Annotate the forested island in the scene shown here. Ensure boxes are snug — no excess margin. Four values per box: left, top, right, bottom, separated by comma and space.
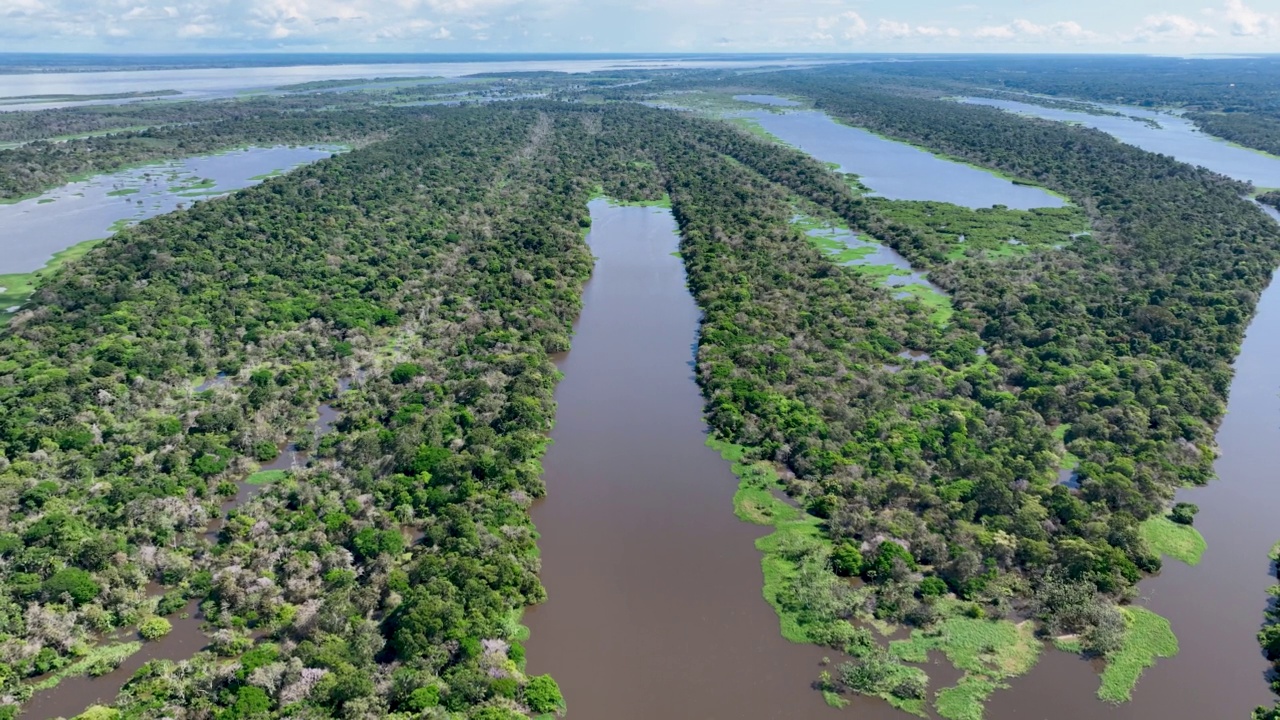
2, 56, 1280, 720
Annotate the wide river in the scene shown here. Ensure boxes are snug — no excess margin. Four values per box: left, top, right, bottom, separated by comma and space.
523, 199, 955, 718
735, 99, 1066, 210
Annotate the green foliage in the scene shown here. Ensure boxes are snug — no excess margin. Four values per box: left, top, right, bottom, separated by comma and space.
1097, 607, 1178, 703
832, 543, 864, 577
1169, 502, 1199, 525
138, 616, 173, 640
390, 363, 424, 384
524, 674, 566, 715
43, 567, 101, 605
865, 542, 918, 582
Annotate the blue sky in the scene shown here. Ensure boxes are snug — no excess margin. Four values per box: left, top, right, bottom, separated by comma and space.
1, 0, 1277, 53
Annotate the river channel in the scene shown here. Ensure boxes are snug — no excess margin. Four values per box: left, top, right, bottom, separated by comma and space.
523, 199, 950, 719
733, 98, 1066, 210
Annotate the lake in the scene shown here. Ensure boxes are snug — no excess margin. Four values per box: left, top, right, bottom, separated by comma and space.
733, 96, 1067, 210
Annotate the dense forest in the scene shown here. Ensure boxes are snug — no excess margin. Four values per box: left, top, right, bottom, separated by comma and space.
5, 61, 1280, 718
774, 56, 1280, 158
614, 68, 1280, 708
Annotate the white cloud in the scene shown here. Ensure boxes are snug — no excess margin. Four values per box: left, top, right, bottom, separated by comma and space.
1221, 0, 1278, 36
1127, 13, 1218, 42
813, 10, 866, 41
975, 18, 1095, 42
877, 19, 912, 39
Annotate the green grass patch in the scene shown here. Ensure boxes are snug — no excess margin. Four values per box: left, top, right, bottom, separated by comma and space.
246, 469, 288, 485
1053, 635, 1083, 653
605, 193, 672, 209
1139, 515, 1206, 566
37, 198, 55, 204
888, 603, 1040, 720
728, 117, 789, 145
106, 187, 140, 196
1098, 607, 1177, 703
823, 690, 849, 708
708, 436, 825, 644
27, 641, 142, 692
935, 676, 1002, 720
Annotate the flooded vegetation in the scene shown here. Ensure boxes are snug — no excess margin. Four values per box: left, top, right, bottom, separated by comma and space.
0, 145, 337, 320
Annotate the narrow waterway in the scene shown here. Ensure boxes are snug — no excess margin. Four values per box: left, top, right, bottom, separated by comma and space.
524, 199, 930, 719
22, 378, 356, 720
732, 97, 1065, 210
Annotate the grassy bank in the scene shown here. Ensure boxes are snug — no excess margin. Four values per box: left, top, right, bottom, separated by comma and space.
1098, 607, 1178, 702
1139, 516, 1206, 566
27, 641, 142, 693
0, 238, 104, 323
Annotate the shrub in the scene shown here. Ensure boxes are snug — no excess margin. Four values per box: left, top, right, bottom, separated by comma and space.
139, 617, 173, 640
390, 363, 425, 384
832, 543, 864, 577
1170, 502, 1199, 525
918, 577, 948, 597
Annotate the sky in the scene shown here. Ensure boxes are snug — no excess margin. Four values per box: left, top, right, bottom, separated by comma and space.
1, 0, 1278, 54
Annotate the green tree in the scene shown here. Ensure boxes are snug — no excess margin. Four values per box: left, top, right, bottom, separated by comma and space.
44, 568, 101, 605
524, 674, 566, 715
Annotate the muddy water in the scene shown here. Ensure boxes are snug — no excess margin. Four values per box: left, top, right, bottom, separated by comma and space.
524, 199, 924, 719
22, 600, 207, 719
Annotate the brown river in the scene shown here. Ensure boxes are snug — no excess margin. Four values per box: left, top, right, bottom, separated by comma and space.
526, 196, 1280, 719
524, 199, 951, 719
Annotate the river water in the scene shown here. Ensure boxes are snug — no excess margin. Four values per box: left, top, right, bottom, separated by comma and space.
733, 97, 1066, 210
959, 97, 1280, 189
524, 199, 946, 719
0, 58, 835, 110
